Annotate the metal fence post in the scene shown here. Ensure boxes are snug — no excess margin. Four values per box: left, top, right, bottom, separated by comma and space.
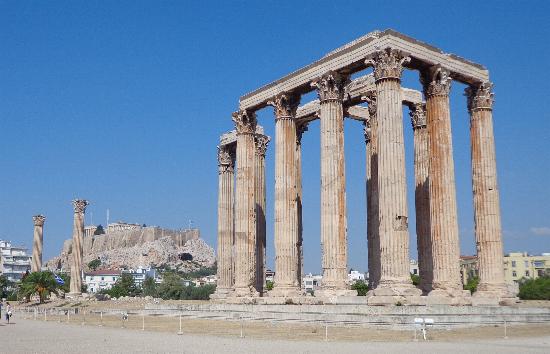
177, 314, 183, 335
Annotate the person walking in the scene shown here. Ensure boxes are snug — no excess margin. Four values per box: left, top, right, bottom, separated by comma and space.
5, 302, 12, 324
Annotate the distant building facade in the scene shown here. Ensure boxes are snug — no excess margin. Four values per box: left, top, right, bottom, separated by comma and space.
409, 259, 419, 275
348, 270, 365, 283
503, 252, 550, 284
84, 269, 121, 293
302, 273, 322, 292
121, 267, 158, 287
84, 225, 98, 237
0, 240, 32, 282
460, 256, 479, 286
107, 222, 142, 233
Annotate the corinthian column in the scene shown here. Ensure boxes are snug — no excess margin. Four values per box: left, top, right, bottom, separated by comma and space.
213, 145, 235, 298
312, 72, 352, 295
296, 121, 308, 290
421, 66, 463, 297
254, 134, 269, 295
366, 49, 418, 299
70, 199, 88, 295
31, 215, 46, 272
410, 103, 432, 294
231, 110, 259, 297
363, 92, 380, 289
268, 93, 302, 296
465, 82, 509, 300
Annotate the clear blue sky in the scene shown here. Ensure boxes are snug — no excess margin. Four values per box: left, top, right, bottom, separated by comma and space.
1, 1, 549, 274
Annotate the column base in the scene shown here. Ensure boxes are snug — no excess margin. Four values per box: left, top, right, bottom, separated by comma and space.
426, 288, 472, 305
367, 283, 423, 306
210, 288, 233, 301
230, 286, 260, 298
473, 283, 519, 306
268, 286, 303, 298
315, 288, 357, 298
67, 292, 82, 298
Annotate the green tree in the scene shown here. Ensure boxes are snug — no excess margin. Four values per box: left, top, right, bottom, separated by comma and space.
104, 273, 140, 298
518, 276, 550, 300
351, 280, 369, 296
266, 280, 274, 291
94, 225, 105, 235
18, 271, 60, 303
88, 259, 101, 271
157, 273, 185, 300
58, 273, 70, 294
410, 273, 421, 286
464, 276, 480, 294
142, 276, 157, 297
0, 275, 12, 298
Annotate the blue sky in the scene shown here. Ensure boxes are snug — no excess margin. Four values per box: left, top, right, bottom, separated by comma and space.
1, 1, 549, 273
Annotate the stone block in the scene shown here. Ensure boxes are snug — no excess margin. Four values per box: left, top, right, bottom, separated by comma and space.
368, 295, 404, 306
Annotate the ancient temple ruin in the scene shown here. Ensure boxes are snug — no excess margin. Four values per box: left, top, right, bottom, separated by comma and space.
215, 30, 512, 305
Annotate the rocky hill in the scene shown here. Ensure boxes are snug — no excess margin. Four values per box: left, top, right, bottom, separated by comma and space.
46, 227, 215, 273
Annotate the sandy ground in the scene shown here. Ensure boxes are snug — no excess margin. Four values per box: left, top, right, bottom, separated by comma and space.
0, 317, 549, 354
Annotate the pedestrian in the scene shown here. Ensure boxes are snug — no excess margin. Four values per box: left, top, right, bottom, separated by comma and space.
5, 302, 12, 324
0, 301, 3, 319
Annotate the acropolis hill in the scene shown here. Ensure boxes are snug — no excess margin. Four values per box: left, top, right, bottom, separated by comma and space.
46, 224, 215, 272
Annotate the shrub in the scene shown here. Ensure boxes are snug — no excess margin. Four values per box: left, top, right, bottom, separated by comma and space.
351, 280, 369, 296
266, 280, 274, 291
518, 276, 550, 300
464, 276, 480, 294
410, 274, 421, 286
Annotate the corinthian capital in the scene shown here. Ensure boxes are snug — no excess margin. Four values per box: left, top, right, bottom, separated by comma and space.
254, 135, 270, 157
311, 71, 350, 102
232, 110, 257, 135
217, 146, 235, 174
409, 103, 427, 130
296, 121, 309, 145
365, 48, 410, 82
72, 199, 89, 214
465, 81, 494, 112
363, 120, 372, 144
361, 90, 378, 117
267, 92, 300, 119
421, 66, 452, 97
33, 214, 46, 226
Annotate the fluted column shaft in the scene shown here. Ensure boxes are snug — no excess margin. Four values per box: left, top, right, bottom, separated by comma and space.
313, 72, 348, 291
422, 67, 462, 293
215, 146, 235, 293
296, 123, 308, 289
31, 215, 46, 272
232, 110, 258, 296
255, 135, 269, 294
410, 104, 432, 293
70, 199, 88, 294
364, 93, 380, 288
269, 93, 301, 295
367, 49, 413, 288
466, 82, 507, 295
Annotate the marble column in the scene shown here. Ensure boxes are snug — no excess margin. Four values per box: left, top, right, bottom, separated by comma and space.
268, 93, 302, 296
231, 110, 259, 297
421, 66, 463, 296
213, 145, 235, 298
312, 72, 351, 295
296, 121, 308, 290
410, 103, 433, 294
465, 82, 509, 298
366, 49, 417, 296
254, 134, 269, 295
363, 91, 381, 289
31, 215, 46, 272
70, 199, 88, 295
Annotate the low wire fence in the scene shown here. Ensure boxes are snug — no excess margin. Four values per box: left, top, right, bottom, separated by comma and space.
14, 306, 550, 342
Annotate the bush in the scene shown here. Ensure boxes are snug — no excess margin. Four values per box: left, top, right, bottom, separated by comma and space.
351, 280, 369, 296
518, 277, 550, 300
103, 273, 141, 298
142, 276, 157, 297
464, 276, 479, 294
266, 280, 274, 291
410, 274, 421, 286
88, 259, 101, 271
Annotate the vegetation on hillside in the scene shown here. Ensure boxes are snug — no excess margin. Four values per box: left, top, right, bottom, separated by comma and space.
518, 276, 550, 300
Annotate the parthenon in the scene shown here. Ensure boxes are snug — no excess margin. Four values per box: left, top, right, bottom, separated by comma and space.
215, 29, 512, 305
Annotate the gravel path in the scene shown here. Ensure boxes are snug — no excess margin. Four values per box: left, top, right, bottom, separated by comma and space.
1, 318, 549, 353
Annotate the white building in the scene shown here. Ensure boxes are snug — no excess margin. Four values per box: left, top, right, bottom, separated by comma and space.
348, 270, 366, 283
122, 267, 158, 287
84, 269, 121, 293
410, 259, 419, 275
107, 221, 142, 233
0, 240, 32, 282
302, 273, 322, 292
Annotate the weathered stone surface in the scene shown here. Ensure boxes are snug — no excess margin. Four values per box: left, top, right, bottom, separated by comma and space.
70, 199, 88, 295
31, 215, 46, 272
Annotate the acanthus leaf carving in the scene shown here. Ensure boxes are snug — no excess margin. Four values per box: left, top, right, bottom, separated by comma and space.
232, 110, 257, 135
217, 145, 235, 174
33, 214, 46, 226
361, 90, 378, 118
254, 134, 270, 157
409, 102, 427, 130
465, 81, 494, 112
311, 71, 350, 102
296, 121, 309, 145
365, 47, 410, 82
421, 66, 452, 97
72, 199, 89, 214
267, 92, 300, 119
